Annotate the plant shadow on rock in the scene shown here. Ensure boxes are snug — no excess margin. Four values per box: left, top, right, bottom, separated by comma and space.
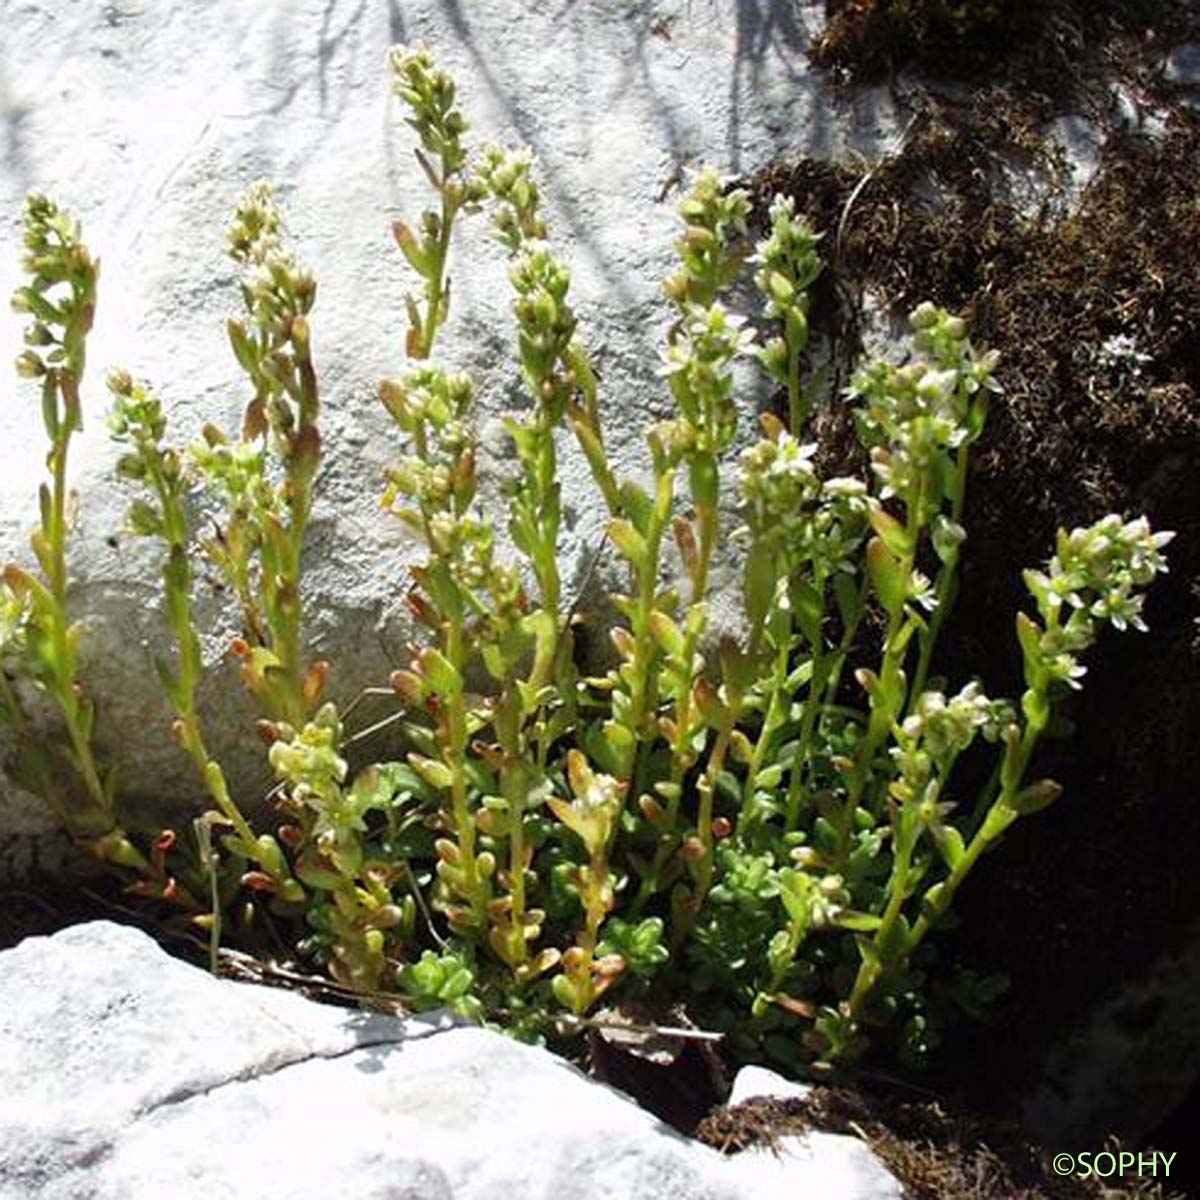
747, 5, 1200, 1159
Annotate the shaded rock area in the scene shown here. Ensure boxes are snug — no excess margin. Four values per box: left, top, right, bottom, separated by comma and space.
0, 921, 901, 1200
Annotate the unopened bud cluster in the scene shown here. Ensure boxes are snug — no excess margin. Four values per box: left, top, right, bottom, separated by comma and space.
508, 242, 577, 414
12, 196, 96, 381
477, 144, 546, 252
267, 705, 348, 802
663, 166, 750, 307
900, 682, 1013, 761
752, 194, 822, 411
389, 46, 469, 173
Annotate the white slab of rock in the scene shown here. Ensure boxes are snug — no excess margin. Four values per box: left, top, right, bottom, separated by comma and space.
0, 920, 901, 1200
727, 1062, 813, 1106
721, 1131, 902, 1200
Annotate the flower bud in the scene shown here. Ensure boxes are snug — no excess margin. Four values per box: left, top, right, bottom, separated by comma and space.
256, 719, 281, 746
910, 301, 938, 330
15, 350, 45, 378
115, 453, 146, 481
277, 824, 304, 849
107, 367, 134, 396
24, 323, 55, 347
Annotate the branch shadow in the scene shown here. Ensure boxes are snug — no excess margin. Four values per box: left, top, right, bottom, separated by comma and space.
0, 60, 33, 198
386, 0, 406, 44
317, 0, 368, 116
428, 0, 641, 310
726, 0, 809, 171
247, 0, 369, 121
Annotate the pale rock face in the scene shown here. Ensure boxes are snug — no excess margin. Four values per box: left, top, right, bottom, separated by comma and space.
0, 0, 903, 875
727, 1062, 812, 1107
1163, 42, 1200, 88
0, 921, 901, 1200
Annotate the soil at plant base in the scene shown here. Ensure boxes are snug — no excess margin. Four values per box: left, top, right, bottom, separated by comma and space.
695, 1086, 1184, 1200
0, 871, 209, 955
738, 0, 1200, 1188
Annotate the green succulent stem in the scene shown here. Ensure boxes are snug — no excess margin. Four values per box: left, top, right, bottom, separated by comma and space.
845, 816, 917, 1021
420, 190, 455, 360
839, 617, 909, 861
741, 633, 791, 825
46, 419, 107, 819
627, 472, 675, 774
914, 710, 1043, 942
837, 479, 929, 863
493, 691, 532, 967
506, 796, 530, 962
786, 317, 804, 434
449, 631, 487, 930
784, 571, 829, 830
7, 199, 128, 855
618, 479, 683, 916
909, 443, 969, 705
821, 575, 870, 709
566, 359, 621, 516
108, 373, 288, 896
670, 711, 734, 953
277, 390, 318, 726
668, 500, 717, 776
847, 695, 1046, 1026
786, 653, 828, 833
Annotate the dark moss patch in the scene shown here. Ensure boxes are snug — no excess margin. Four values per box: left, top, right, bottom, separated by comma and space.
812, 0, 1200, 90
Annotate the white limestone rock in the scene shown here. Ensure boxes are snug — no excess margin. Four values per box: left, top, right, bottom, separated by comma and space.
723, 1064, 901, 1200
0, 920, 902, 1200
727, 1062, 812, 1107
722, 1132, 903, 1200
